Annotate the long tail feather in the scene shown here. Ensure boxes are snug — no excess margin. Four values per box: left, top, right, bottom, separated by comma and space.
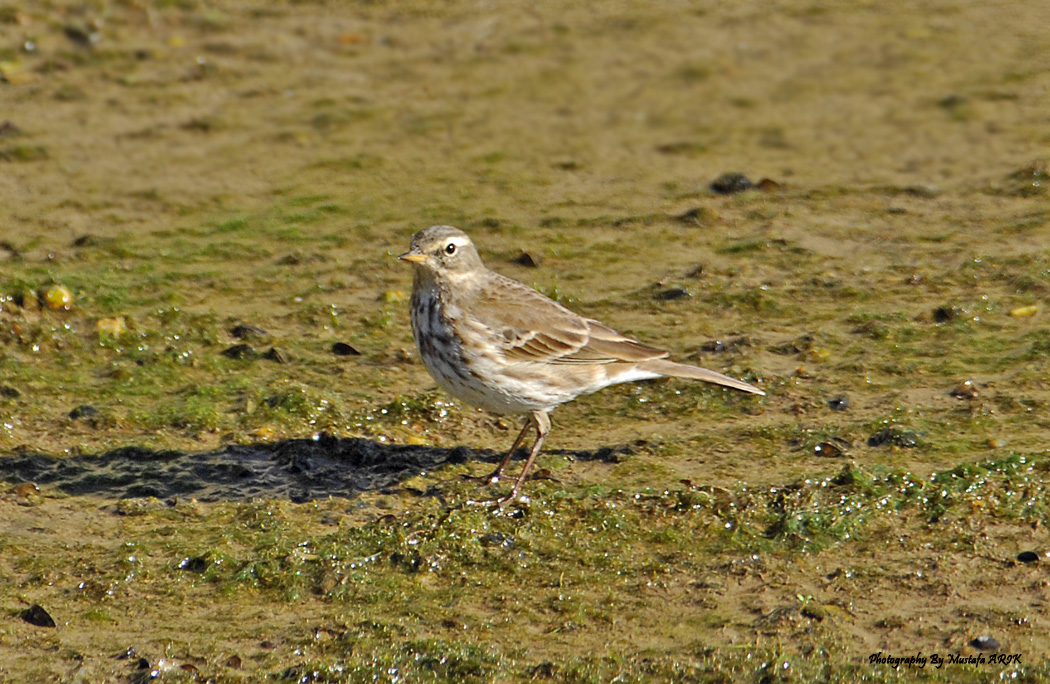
639, 359, 764, 395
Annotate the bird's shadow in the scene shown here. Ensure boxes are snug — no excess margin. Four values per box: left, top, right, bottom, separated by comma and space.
0, 434, 630, 503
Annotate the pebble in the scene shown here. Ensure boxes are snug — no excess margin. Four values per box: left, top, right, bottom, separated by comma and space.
230, 323, 267, 340
41, 284, 74, 311
332, 342, 361, 356
1016, 551, 1039, 563
513, 251, 540, 268
97, 317, 127, 337
69, 405, 98, 420
814, 441, 846, 458
1009, 304, 1039, 318
970, 635, 1000, 652
933, 305, 962, 323
710, 172, 754, 195
262, 347, 289, 364
221, 343, 257, 360
654, 285, 692, 301
177, 556, 209, 573
22, 604, 56, 627
950, 380, 978, 399
827, 395, 849, 411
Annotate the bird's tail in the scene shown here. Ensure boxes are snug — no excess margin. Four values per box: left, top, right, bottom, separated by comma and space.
639, 359, 764, 395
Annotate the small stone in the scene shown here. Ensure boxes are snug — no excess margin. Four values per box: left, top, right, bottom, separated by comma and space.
69, 405, 98, 420
756, 178, 783, 192
970, 635, 1000, 652
950, 380, 978, 399
655, 285, 691, 301
1009, 304, 1039, 318
0, 385, 20, 398
22, 604, 56, 628
97, 316, 127, 337
177, 556, 209, 573
332, 342, 360, 356
221, 343, 257, 360
933, 305, 961, 323
230, 323, 267, 340
41, 284, 74, 311
1017, 551, 1039, 563
10, 482, 39, 498
262, 347, 289, 364
710, 172, 754, 195
513, 251, 540, 268
827, 395, 849, 411
814, 441, 846, 458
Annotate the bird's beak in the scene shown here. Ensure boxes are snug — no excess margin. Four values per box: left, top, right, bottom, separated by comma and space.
398, 248, 425, 263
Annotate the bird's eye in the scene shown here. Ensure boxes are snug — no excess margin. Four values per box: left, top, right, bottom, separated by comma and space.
444, 243, 457, 255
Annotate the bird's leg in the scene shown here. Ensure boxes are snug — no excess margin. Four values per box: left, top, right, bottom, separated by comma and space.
498, 410, 551, 505
480, 416, 532, 485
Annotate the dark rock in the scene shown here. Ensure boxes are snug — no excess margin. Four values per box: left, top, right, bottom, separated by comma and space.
1017, 551, 1039, 563
933, 305, 962, 323
178, 556, 209, 573
69, 405, 98, 420
970, 635, 1000, 652
0, 385, 20, 399
827, 395, 849, 411
814, 441, 847, 458
263, 347, 289, 364
230, 323, 267, 340
950, 380, 978, 399
332, 342, 361, 356
221, 343, 257, 360
654, 285, 691, 301
710, 172, 754, 195
513, 251, 540, 268
22, 604, 56, 627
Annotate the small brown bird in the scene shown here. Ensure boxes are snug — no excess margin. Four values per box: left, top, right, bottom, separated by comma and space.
399, 225, 763, 502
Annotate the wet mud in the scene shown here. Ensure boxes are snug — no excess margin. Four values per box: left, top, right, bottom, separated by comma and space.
0, 437, 629, 501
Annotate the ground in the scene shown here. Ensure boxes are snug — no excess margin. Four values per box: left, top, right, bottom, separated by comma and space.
1, 0, 1050, 682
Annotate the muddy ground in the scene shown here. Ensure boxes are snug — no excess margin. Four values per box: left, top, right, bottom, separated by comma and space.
2, 0, 1050, 681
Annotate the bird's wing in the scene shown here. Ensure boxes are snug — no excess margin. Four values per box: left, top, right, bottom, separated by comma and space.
470, 273, 668, 365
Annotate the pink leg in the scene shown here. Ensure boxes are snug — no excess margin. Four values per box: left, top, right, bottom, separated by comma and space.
481, 417, 533, 485
498, 410, 551, 504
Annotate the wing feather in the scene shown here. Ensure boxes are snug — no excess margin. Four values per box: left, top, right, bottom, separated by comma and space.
468, 274, 669, 365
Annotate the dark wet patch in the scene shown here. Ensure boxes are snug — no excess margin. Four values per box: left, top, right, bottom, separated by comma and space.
0, 437, 474, 502
0, 437, 633, 502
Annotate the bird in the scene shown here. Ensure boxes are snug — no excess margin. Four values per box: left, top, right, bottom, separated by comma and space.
398, 225, 763, 502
